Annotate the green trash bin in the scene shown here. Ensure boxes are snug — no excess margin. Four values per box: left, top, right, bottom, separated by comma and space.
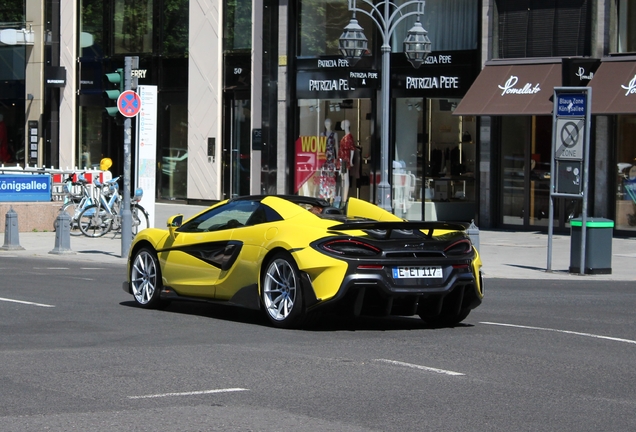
569, 218, 614, 274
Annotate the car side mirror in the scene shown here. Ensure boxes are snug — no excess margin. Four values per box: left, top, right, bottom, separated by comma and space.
167, 214, 183, 239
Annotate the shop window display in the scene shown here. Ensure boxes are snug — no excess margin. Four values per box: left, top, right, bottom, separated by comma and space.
295, 99, 373, 207
615, 115, 636, 231
393, 98, 476, 221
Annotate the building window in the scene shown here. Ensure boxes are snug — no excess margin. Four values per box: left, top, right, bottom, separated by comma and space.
614, 0, 636, 53
494, 0, 592, 58
161, 0, 189, 57
297, 0, 476, 58
224, 0, 252, 51
395, 0, 478, 52
298, 0, 374, 57
114, 0, 153, 54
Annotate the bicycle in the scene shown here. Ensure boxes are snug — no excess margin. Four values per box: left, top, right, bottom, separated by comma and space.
77, 177, 149, 238
58, 174, 93, 236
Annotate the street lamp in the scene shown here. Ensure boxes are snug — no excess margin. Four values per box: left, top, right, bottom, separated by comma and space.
339, 0, 431, 212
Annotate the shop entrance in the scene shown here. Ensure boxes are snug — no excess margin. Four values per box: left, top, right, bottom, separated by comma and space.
222, 91, 251, 199
500, 116, 578, 229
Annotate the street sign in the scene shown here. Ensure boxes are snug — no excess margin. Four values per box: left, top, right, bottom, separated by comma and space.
549, 87, 592, 275
556, 94, 587, 117
117, 90, 142, 117
555, 118, 584, 160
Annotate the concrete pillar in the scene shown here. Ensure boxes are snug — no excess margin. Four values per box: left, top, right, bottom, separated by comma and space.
1, 207, 25, 251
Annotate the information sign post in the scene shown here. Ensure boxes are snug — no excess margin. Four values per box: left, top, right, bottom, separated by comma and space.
548, 88, 592, 275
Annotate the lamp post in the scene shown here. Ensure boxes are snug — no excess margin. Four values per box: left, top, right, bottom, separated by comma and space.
339, 0, 431, 211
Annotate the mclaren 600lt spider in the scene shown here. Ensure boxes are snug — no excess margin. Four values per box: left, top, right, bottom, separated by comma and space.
123, 195, 483, 328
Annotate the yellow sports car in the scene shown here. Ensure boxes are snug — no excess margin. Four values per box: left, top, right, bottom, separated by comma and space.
123, 195, 483, 328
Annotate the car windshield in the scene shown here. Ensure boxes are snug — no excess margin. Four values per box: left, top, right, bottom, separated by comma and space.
178, 200, 260, 232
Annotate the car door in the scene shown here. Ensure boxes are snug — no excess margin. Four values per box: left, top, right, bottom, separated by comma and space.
158, 199, 261, 298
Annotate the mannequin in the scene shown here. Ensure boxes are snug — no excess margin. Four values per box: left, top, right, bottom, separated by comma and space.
338, 119, 355, 202
0, 114, 9, 164
323, 118, 337, 171
318, 118, 338, 200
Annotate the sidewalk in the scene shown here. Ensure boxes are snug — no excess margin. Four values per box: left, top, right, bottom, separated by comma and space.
1, 202, 635, 281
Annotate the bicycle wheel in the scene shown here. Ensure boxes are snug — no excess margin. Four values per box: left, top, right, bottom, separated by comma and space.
131, 204, 150, 235
60, 201, 83, 236
78, 204, 113, 237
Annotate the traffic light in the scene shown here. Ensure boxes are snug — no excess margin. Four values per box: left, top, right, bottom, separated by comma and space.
103, 68, 124, 117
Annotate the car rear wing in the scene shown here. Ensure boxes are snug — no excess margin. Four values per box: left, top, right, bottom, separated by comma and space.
327, 221, 467, 239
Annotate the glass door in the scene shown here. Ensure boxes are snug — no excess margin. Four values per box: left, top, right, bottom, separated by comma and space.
500, 116, 560, 228
222, 92, 251, 199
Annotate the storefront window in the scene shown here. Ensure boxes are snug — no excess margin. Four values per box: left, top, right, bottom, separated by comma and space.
160, 103, 188, 200
295, 99, 373, 207
394, 98, 476, 221
78, 106, 103, 169
114, 0, 153, 54
615, 115, 636, 231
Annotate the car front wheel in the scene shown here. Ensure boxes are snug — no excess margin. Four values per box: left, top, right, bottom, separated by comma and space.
130, 247, 162, 308
261, 252, 304, 329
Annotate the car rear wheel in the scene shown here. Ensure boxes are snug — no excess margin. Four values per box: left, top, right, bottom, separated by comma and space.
261, 252, 304, 329
131, 247, 162, 308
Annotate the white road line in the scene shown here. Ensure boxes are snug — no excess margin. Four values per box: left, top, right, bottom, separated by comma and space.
128, 388, 249, 399
34, 267, 70, 270
0, 297, 55, 308
375, 359, 465, 376
481, 322, 636, 345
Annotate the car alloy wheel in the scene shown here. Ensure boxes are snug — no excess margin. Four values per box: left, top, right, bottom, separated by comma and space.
131, 248, 162, 308
262, 253, 304, 328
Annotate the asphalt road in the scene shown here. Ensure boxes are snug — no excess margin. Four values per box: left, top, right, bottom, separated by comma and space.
0, 256, 634, 431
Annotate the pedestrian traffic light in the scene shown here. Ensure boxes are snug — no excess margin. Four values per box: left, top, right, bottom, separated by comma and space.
103, 68, 124, 117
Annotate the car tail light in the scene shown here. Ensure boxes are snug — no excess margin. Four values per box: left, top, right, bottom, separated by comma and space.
320, 239, 381, 257
444, 239, 472, 256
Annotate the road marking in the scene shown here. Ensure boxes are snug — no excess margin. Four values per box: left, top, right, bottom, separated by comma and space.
128, 388, 249, 399
0, 297, 55, 308
375, 359, 465, 376
481, 322, 636, 345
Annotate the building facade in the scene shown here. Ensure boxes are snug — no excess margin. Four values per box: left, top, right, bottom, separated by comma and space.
2, 0, 635, 234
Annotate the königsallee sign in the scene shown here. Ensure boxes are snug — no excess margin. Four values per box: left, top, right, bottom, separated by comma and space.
0, 174, 52, 201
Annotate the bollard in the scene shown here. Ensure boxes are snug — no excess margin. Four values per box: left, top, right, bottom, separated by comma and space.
467, 219, 479, 254
1, 207, 25, 251
49, 211, 75, 255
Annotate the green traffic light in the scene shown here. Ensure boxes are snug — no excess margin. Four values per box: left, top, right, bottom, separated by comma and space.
104, 68, 124, 92
104, 68, 124, 116
104, 89, 121, 100
105, 106, 120, 117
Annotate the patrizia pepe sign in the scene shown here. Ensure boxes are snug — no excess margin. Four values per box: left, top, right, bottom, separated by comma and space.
498, 75, 541, 96
620, 75, 636, 96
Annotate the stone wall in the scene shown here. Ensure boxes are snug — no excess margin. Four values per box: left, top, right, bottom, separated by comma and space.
0, 202, 62, 232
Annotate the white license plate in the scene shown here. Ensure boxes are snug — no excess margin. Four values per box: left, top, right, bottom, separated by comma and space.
392, 266, 443, 279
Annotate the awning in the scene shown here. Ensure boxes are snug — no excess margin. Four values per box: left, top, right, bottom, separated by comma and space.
588, 60, 636, 114
453, 63, 562, 116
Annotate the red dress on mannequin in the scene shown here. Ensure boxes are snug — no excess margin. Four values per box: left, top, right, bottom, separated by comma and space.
338, 133, 355, 169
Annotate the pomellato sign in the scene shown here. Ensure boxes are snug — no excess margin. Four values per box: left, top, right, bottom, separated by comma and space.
498, 75, 541, 96
620, 75, 636, 96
